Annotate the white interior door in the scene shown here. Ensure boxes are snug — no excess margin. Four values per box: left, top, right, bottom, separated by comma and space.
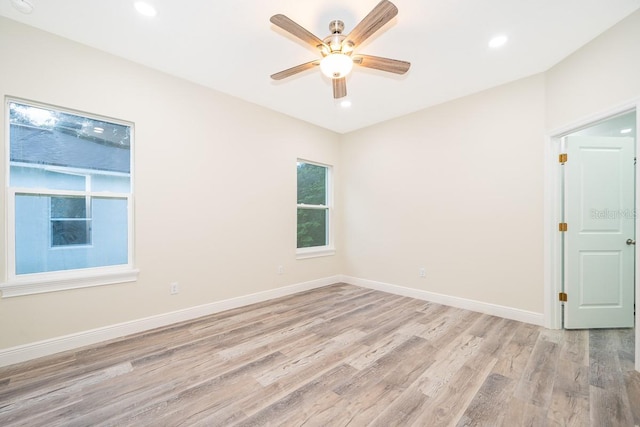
564, 136, 635, 329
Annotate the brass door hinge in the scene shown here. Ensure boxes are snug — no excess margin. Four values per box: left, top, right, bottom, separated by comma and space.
559, 153, 568, 164
559, 292, 568, 302
559, 223, 568, 232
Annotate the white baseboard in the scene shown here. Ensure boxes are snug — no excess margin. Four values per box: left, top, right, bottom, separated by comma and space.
0, 276, 338, 368
340, 275, 544, 326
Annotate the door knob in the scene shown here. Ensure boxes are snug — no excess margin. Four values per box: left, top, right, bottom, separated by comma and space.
626, 238, 635, 245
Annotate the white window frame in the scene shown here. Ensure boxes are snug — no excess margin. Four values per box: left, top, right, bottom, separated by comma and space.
1, 98, 138, 298
296, 159, 335, 259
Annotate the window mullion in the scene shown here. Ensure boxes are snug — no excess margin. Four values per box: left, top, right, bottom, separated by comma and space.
296, 204, 328, 210
11, 187, 130, 199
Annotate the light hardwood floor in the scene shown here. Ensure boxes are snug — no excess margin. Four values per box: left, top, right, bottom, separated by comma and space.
0, 283, 638, 426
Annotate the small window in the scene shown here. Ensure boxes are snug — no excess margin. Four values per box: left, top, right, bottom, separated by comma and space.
2, 99, 137, 296
297, 160, 333, 257
51, 196, 92, 247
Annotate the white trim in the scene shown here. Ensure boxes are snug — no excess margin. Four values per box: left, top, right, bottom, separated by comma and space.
0, 267, 140, 298
547, 99, 638, 137
544, 138, 562, 329
0, 275, 339, 368
341, 275, 544, 326
637, 107, 640, 373
296, 246, 336, 259
296, 204, 328, 210
11, 187, 131, 199
545, 134, 563, 329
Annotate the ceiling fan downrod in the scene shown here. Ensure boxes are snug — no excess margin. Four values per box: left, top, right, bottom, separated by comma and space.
324, 20, 348, 53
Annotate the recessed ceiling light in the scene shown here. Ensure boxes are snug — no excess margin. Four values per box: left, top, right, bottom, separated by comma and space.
10, 0, 34, 14
620, 128, 633, 134
340, 100, 352, 108
488, 35, 508, 49
134, 1, 157, 17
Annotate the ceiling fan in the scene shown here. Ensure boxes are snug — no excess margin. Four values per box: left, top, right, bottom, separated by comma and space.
270, 0, 410, 99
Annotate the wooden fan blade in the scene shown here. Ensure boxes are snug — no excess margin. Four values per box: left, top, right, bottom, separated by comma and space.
270, 14, 326, 49
353, 54, 410, 74
346, 0, 398, 47
333, 77, 347, 99
271, 61, 320, 80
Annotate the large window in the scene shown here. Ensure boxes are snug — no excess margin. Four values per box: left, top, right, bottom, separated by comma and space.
297, 160, 333, 257
2, 99, 136, 296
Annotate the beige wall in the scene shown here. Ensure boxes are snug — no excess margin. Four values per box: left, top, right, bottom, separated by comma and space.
0, 17, 342, 349
546, 10, 640, 130
341, 75, 546, 313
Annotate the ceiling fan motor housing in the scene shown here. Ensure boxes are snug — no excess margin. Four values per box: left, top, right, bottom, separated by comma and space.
323, 20, 348, 54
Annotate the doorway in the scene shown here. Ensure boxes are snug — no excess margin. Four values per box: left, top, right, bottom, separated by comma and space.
560, 111, 636, 329
547, 107, 639, 371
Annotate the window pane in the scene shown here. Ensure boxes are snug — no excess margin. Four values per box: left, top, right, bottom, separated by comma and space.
92, 174, 131, 193
16, 193, 128, 275
52, 220, 91, 246
297, 162, 326, 205
51, 196, 88, 219
11, 167, 86, 191
9, 102, 131, 192
297, 208, 327, 248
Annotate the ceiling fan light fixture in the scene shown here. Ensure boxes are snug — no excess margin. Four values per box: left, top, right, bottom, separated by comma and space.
320, 53, 353, 79
341, 41, 355, 54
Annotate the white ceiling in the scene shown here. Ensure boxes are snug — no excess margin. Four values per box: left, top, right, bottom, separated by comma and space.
1, 0, 639, 133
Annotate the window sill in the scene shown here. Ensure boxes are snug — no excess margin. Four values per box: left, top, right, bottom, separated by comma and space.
296, 247, 336, 260
0, 267, 139, 298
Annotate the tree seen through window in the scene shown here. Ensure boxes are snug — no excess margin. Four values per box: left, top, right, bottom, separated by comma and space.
297, 162, 329, 249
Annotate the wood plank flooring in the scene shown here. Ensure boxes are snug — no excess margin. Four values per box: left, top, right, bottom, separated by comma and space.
0, 283, 638, 426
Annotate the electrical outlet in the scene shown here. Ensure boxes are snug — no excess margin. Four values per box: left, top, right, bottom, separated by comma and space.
419, 268, 426, 278
277, 265, 284, 275
170, 282, 180, 295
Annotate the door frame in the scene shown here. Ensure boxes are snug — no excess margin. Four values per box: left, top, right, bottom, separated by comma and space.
544, 99, 640, 372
